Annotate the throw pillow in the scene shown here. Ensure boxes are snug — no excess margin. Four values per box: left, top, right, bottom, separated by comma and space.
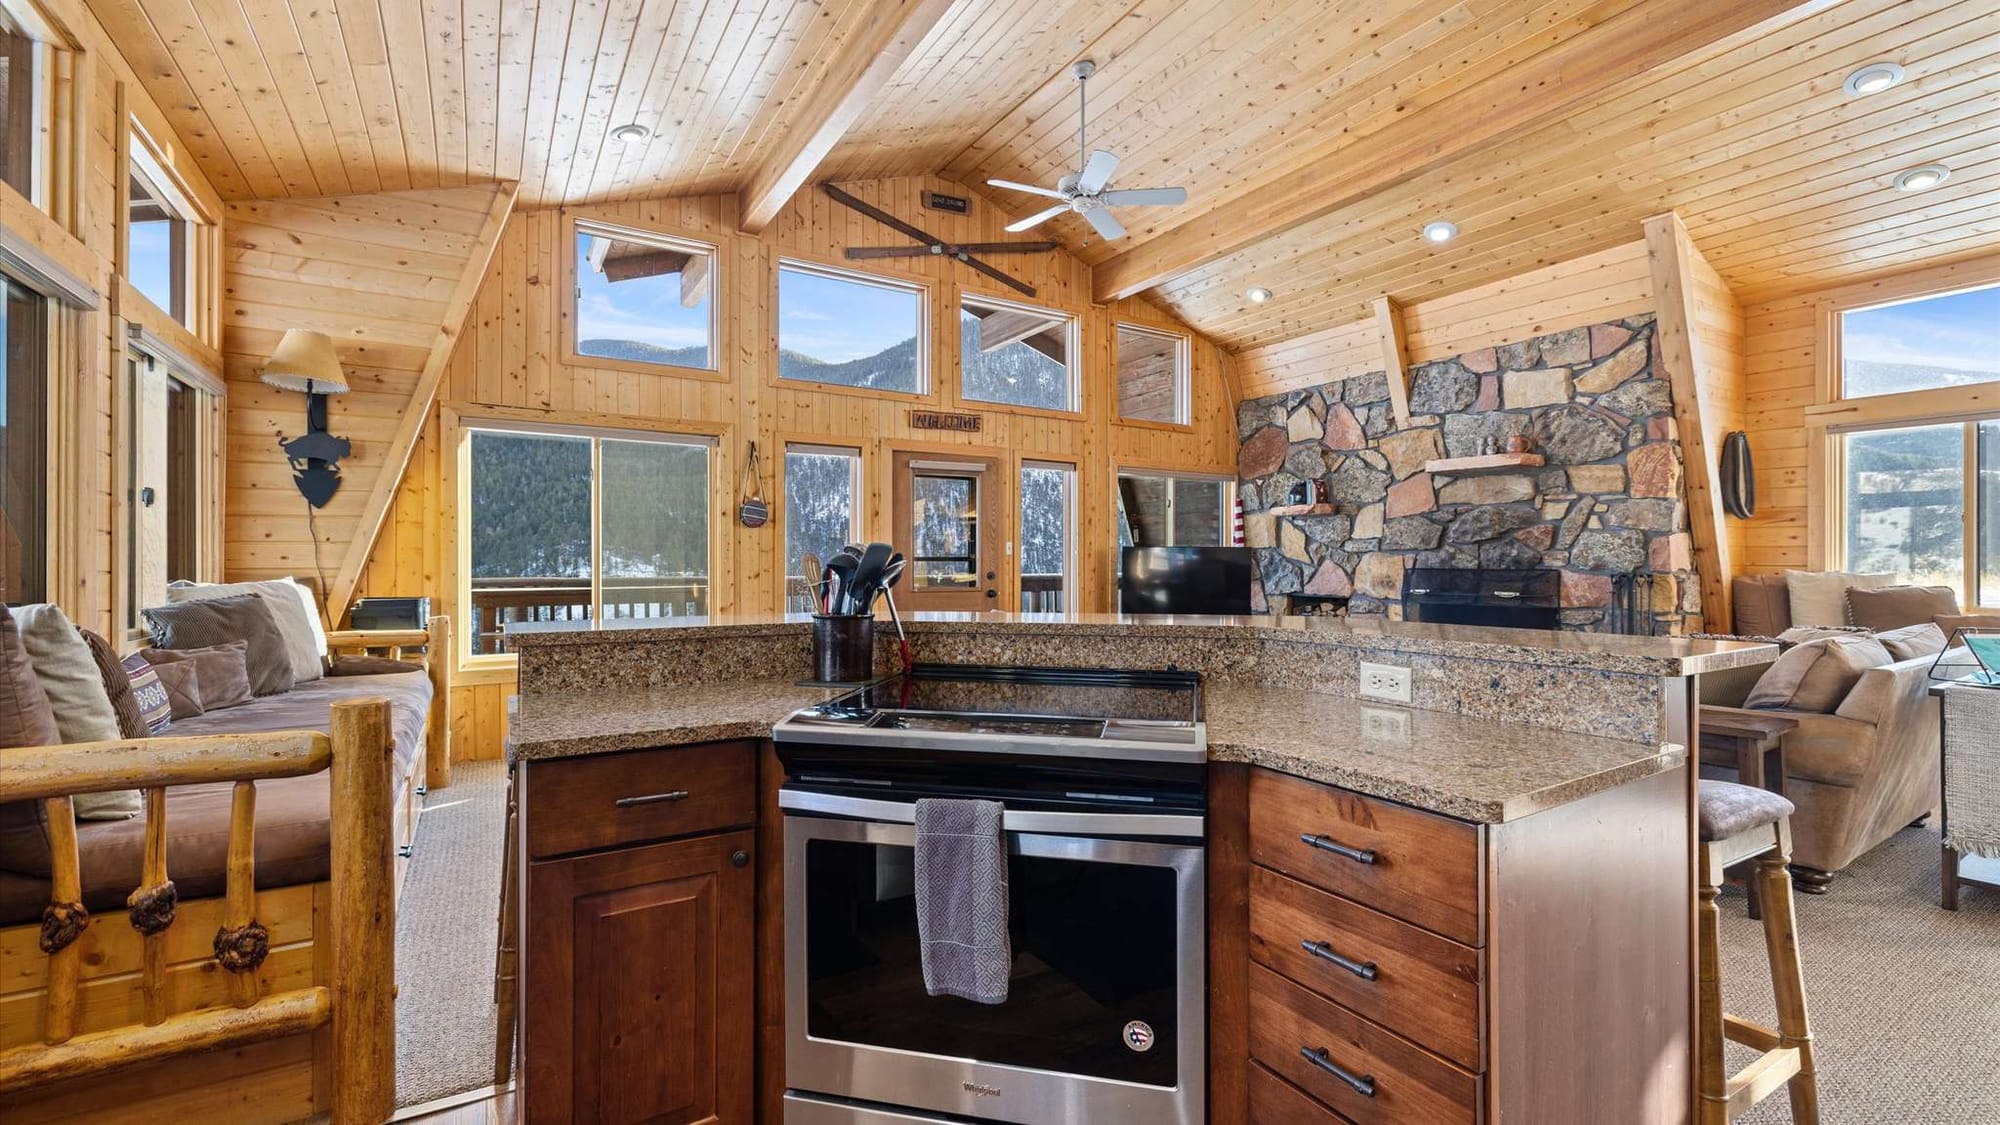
77, 628, 147, 740
122, 652, 173, 734
1875, 622, 1948, 662
150, 660, 205, 719
286, 578, 331, 667
166, 579, 324, 683
144, 594, 295, 697
1745, 634, 1895, 713
1846, 584, 1960, 633
1775, 625, 1871, 650
1785, 570, 1894, 628
11, 605, 142, 820
141, 641, 252, 710
1935, 614, 2000, 641
0, 605, 57, 749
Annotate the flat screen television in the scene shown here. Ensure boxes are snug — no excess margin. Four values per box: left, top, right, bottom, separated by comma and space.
1119, 546, 1254, 615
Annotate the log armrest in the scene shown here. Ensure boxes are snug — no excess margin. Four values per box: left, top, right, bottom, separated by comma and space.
325, 617, 454, 791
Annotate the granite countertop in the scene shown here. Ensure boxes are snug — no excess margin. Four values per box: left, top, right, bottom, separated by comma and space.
507, 679, 1685, 824
503, 611, 1775, 677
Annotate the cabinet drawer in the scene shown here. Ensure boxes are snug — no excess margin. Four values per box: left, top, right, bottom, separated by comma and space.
1250, 1061, 1353, 1125
1250, 866, 1483, 1070
524, 741, 757, 859
1248, 768, 1483, 945
1249, 964, 1479, 1125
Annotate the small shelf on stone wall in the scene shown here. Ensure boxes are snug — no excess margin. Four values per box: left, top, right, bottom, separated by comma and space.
1266, 502, 1339, 517
1424, 452, 1547, 474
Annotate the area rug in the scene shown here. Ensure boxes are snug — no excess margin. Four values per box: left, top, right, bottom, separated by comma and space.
1722, 825, 2000, 1123
395, 760, 507, 1108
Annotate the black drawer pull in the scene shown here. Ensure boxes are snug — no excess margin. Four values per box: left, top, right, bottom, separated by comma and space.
1300, 1046, 1376, 1098
1301, 940, 1379, 980
1300, 833, 1377, 864
614, 790, 691, 808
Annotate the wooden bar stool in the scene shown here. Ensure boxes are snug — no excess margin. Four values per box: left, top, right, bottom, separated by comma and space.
1698, 780, 1821, 1125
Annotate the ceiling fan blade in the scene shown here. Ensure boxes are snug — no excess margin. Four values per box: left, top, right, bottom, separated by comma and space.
987, 178, 1066, 201
1100, 186, 1187, 207
1082, 206, 1126, 241
1005, 205, 1069, 233
1077, 149, 1119, 194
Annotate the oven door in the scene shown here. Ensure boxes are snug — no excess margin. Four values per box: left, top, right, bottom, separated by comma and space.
784, 798, 1205, 1125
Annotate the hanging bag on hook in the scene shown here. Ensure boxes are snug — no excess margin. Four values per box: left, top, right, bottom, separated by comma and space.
739, 441, 770, 527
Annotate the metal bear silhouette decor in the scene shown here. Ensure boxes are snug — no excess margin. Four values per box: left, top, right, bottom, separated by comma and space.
278, 392, 351, 508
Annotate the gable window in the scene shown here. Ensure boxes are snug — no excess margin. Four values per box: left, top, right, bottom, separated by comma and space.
1841, 283, 2000, 399
463, 423, 712, 656
778, 261, 924, 395
123, 335, 223, 630
1, 271, 45, 602
0, 5, 53, 206
127, 153, 193, 323
1117, 323, 1189, 424
572, 220, 716, 372
959, 293, 1075, 412
784, 443, 861, 612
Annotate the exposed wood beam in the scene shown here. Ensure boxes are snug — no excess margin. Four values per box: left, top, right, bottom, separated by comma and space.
736, 0, 958, 233
1372, 297, 1412, 424
1090, 0, 1828, 303
1644, 211, 1732, 633
327, 182, 518, 624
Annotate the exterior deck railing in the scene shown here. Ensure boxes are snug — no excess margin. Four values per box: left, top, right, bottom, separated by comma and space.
470, 576, 709, 654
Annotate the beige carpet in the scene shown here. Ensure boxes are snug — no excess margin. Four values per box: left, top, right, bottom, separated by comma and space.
395, 760, 507, 1108
1722, 826, 2000, 1124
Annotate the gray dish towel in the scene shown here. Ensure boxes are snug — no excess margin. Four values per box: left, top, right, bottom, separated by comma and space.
913, 797, 1012, 1005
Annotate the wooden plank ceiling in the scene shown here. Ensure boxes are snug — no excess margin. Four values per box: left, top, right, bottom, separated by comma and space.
93, 0, 1999, 354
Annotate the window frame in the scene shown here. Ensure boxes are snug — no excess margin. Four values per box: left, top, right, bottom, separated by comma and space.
1114, 321, 1192, 428
1114, 467, 1238, 548
775, 256, 931, 401
0, 0, 61, 212
455, 415, 719, 666
0, 263, 50, 605
562, 213, 724, 381
1825, 417, 1997, 610
125, 138, 195, 325
780, 439, 865, 613
955, 289, 1080, 416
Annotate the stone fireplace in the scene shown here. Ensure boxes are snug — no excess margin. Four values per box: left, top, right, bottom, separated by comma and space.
1236, 314, 1702, 634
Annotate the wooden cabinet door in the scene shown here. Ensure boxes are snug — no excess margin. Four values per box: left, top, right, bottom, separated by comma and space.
525, 831, 755, 1125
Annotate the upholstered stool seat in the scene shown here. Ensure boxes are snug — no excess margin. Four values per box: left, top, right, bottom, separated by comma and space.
1698, 781, 1821, 1124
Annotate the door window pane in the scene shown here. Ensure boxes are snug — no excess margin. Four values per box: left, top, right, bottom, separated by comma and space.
1842, 424, 1964, 591
1117, 324, 1187, 424
1, 274, 45, 602
960, 295, 1073, 411
129, 167, 188, 321
1021, 463, 1072, 611
912, 473, 977, 590
165, 379, 203, 583
785, 446, 859, 612
600, 438, 710, 620
1841, 284, 2000, 399
779, 262, 923, 394
574, 223, 715, 370
468, 431, 592, 654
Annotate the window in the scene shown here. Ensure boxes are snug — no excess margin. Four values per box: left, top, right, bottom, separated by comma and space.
1839, 420, 2000, 608
784, 444, 861, 612
1, 271, 45, 602
1117, 471, 1234, 548
572, 220, 716, 371
1117, 323, 1189, 424
778, 261, 924, 394
127, 158, 191, 323
1840, 283, 2000, 399
1020, 461, 1074, 612
124, 341, 221, 629
465, 424, 711, 655
911, 468, 979, 591
959, 294, 1075, 411
0, 5, 52, 206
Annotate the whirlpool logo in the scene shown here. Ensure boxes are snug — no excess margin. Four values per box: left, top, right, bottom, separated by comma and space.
962, 1081, 1002, 1098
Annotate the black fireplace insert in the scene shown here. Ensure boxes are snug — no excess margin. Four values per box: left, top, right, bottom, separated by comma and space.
1401, 568, 1560, 631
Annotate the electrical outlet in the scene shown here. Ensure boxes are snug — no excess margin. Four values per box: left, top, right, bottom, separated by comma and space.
1358, 661, 1412, 704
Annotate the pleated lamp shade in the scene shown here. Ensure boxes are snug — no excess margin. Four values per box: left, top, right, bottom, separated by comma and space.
259, 329, 351, 395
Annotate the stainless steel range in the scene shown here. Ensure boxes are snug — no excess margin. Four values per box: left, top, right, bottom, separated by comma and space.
773, 665, 1207, 1125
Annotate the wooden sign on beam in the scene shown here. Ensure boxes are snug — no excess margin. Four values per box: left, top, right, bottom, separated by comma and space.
1373, 296, 1412, 424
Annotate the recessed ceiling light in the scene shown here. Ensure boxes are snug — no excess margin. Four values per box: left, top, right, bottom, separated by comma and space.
610, 123, 650, 143
1422, 220, 1458, 243
1245, 286, 1272, 304
1893, 164, 1950, 192
1843, 62, 1905, 97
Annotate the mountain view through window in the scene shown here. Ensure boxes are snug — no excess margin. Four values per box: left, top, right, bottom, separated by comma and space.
1841, 283, 2000, 399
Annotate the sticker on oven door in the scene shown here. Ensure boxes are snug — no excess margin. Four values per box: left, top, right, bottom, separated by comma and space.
1122, 1020, 1155, 1052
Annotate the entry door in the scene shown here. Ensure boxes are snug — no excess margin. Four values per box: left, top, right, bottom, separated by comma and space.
893, 451, 1002, 612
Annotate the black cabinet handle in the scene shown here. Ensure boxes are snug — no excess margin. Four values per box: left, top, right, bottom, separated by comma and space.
614, 790, 690, 808
1300, 1046, 1376, 1098
1300, 833, 1376, 864
731, 850, 750, 869
1301, 940, 1378, 980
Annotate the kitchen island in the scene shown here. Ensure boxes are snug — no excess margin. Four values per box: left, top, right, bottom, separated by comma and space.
504, 613, 1771, 1125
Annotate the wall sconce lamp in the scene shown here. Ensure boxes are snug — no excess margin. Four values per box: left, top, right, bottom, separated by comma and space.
260, 329, 352, 508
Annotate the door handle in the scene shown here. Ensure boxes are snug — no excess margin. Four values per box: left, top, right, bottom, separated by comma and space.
985, 589, 998, 599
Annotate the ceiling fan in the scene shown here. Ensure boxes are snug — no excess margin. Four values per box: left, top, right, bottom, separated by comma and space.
986, 60, 1187, 242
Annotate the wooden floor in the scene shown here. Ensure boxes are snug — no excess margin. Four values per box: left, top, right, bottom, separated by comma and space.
393, 1085, 516, 1124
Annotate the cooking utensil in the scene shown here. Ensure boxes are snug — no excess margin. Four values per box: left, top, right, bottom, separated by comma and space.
826, 553, 861, 615
801, 552, 822, 612
848, 543, 894, 614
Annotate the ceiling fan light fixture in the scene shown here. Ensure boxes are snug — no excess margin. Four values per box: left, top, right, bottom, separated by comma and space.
1892, 164, 1949, 192
1422, 220, 1459, 243
1843, 62, 1904, 97
1245, 286, 1272, 304
610, 123, 650, 143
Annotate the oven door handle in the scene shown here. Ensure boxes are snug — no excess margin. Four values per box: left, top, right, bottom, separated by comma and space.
778, 789, 1204, 839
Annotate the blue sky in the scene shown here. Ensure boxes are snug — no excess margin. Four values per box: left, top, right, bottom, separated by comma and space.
779, 266, 920, 362
1844, 283, 2000, 375
128, 220, 176, 316
574, 232, 711, 351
